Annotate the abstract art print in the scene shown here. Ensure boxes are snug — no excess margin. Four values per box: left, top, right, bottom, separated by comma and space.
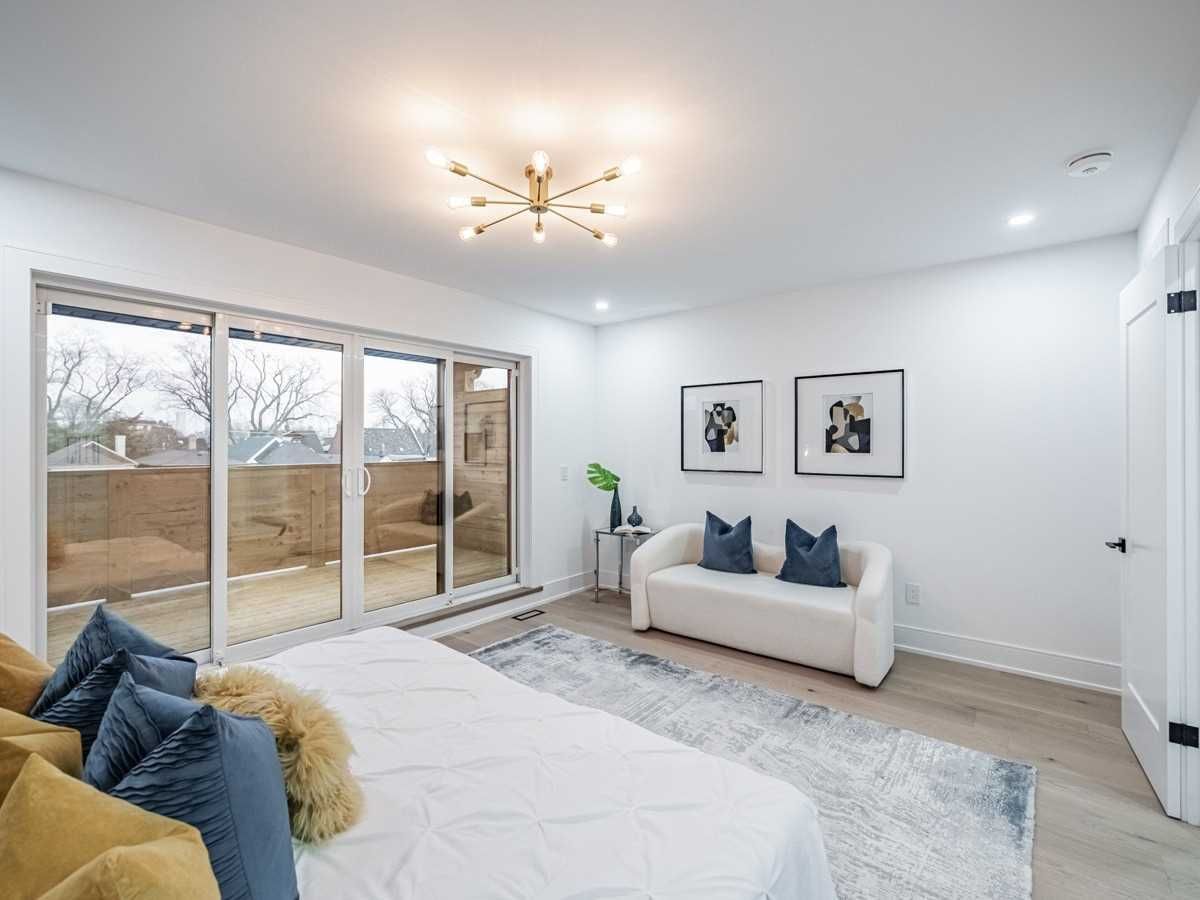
824, 393, 872, 454
796, 371, 903, 477
702, 400, 741, 454
682, 380, 763, 473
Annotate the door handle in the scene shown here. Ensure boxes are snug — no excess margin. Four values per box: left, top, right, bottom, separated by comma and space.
1105, 537, 1126, 553
359, 466, 373, 497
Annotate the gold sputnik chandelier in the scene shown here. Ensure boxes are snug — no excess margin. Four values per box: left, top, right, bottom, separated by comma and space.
425, 147, 640, 246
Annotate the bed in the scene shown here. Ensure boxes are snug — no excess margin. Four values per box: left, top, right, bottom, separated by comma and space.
257, 627, 836, 899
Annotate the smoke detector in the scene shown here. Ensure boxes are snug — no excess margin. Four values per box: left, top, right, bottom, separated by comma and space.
1065, 151, 1113, 178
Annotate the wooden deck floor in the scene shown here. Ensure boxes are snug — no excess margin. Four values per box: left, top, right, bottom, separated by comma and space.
47, 547, 506, 662
439, 589, 1200, 900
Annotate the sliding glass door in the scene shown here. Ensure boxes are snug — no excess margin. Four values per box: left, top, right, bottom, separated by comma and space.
452, 359, 514, 589
361, 344, 445, 612
40, 286, 518, 663
42, 290, 213, 663
225, 323, 346, 645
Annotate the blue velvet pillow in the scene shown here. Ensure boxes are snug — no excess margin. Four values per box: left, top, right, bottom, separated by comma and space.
84, 671, 201, 792
32, 605, 192, 717
777, 520, 844, 587
33, 648, 196, 758
698, 512, 756, 574
108, 696, 298, 900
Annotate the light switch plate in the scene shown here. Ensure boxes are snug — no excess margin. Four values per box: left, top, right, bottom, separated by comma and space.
905, 583, 921, 605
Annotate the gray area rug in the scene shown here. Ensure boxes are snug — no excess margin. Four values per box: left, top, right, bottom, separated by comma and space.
472, 625, 1035, 900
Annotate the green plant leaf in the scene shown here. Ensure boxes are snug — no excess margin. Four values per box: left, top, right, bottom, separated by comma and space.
586, 462, 620, 491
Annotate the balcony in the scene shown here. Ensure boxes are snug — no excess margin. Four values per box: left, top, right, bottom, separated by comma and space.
46, 459, 508, 662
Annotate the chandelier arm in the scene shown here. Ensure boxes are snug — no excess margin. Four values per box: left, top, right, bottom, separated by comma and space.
545, 206, 595, 235
465, 172, 529, 202
481, 199, 530, 206
482, 206, 534, 229
544, 176, 606, 203
546, 203, 593, 210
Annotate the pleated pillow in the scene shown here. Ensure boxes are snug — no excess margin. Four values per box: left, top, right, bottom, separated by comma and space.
33, 648, 195, 758
31, 605, 194, 718
102, 684, 298, 900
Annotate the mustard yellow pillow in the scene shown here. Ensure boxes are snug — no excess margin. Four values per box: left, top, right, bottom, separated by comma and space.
0, 708, 82, 806
0, 754, 220, 900
0, 633, 53, 714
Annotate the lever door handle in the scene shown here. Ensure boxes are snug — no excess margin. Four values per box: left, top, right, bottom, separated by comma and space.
1105, 538, 1126, 553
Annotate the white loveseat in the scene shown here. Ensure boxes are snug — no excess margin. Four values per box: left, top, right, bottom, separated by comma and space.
630, 523, 895, 686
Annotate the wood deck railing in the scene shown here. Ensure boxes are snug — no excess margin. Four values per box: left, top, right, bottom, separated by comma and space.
47, 458, 509, 609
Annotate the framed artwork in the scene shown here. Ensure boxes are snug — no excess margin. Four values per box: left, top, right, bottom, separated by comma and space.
680, 380, 764, 473
794, 369, 904, 477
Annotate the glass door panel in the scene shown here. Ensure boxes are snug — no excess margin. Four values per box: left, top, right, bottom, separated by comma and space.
44, 296, 212, 663
452, 361, 513, 589
226, 327, 343, 644
361, 348, 444, 611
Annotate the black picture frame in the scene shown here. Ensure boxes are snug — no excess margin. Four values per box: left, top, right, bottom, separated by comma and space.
680, 379, 765, 473
793, 369, 905, 478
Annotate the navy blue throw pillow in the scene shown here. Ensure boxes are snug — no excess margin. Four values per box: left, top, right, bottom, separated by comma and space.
109, 700, 298, 900
32, 605, 193, 717
698, 512, 756, 574
85, 671, 201, 792
777, 520, 844, 587
33, 648, 196, 758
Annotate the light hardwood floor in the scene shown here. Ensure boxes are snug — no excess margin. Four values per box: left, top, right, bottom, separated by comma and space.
438, 589, 1200, 900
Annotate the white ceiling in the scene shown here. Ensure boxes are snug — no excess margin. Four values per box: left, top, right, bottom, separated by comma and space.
1, 1, 1199, 324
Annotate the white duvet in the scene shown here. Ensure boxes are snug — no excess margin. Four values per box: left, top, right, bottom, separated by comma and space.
258, 627, 836, 899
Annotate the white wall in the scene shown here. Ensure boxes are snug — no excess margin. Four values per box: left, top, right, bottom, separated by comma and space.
595, 234, 1135, 691
0, 168, 597, 646
1140, 94, 1200, 261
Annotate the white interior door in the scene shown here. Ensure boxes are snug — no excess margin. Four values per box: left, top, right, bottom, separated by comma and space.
1118, 244, 1184, 818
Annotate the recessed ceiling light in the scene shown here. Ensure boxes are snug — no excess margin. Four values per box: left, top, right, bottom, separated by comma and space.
594, 299, 610, 311
1007, 211, 1036, 227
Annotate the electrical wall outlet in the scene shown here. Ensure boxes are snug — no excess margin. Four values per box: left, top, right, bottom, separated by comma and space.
905, 583, 922, 605
560, 465, 569, 482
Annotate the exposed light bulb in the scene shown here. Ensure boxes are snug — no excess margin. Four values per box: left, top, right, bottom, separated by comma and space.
533, 222, 546, 244
605, 204, 627, 217
425, 147, 450, 169
618, 156, 642, 177
459, 225, 478, 241
601, 232, 619, 247
1007, 211, 1036, 227
446, 196, 469, 209
531, 149, 550, 176
594, 299, 610, 311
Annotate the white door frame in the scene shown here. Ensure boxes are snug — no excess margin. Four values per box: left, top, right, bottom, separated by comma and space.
1122, 238, 1200, 825
1176, 232, 1200, 825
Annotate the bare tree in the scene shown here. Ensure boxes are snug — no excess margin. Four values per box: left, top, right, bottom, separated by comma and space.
155, 341, 214, 424
156, 340, 334, 438
230, 346, 333, 435
370, 371, 438, 455
46, 334, 149, 435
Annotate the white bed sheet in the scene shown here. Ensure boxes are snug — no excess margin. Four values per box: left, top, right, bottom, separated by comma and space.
259, 627, 836, 900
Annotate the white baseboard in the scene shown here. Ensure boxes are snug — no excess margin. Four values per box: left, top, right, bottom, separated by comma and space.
893, 623, 1121, 694
409, 571, 591, 640
597, 567, 626, 591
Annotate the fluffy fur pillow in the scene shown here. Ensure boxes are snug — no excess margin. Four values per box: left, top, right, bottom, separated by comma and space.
194, 667, 362, 843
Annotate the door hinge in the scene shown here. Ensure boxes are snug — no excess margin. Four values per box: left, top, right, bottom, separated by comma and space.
1169, 722, 1199, 748
1167, 290, 1197, 314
